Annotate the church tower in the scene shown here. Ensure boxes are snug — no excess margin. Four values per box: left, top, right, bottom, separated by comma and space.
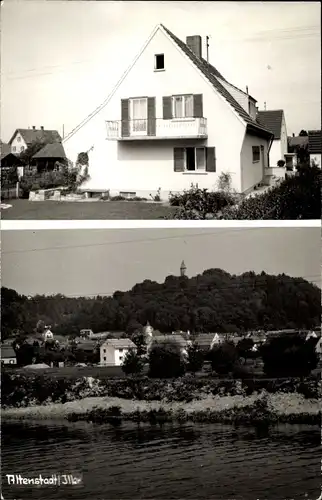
180, 260, 187, 277
144, 321, 153, 338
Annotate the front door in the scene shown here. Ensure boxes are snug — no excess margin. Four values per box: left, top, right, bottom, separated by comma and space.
130, 98, 147, 136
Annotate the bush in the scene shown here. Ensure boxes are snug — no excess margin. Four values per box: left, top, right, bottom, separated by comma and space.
218, 164, 321, 220
261, 334, 318, 377
277, 160, 286, 167
148, 338, 186, 378
209, 342, 239, 374
168, 184, 236, 219
121, 349, 144, 375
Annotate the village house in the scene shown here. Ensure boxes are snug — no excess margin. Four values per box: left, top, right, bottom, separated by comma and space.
100, 338, 136, 366
1, 345, 17, 365
63, 24, 274, 199
308, 130, 321, 167
257, 109, 295, 171
8, 127, 62, 156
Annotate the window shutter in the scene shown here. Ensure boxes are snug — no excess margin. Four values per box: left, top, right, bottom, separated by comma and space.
163, 96, 172, 119
147, 97, 156, 136
174, 148, 185, 172
121, 99, 130, 137
193, 94, 203, 118
206, 147, 216, 172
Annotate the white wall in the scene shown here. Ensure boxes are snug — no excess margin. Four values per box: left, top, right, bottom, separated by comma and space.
63, 27, 246, 196
310, 153, 321, 167
269, 139, 282, 167
100, 344, 114, 366
240, 133, 269, 192
280, 114, 288, 157
11, 133, 27, 154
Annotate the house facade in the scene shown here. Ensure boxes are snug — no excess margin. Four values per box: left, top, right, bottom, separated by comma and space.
100, 338, 136, 366
257, 110, 288, 171
63, 24, 273, 199
308, 130, 321, 167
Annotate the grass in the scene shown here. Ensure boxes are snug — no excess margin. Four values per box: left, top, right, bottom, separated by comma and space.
8, 365, 129, 380
1, 199, 176, 220
2, 392, 320, 425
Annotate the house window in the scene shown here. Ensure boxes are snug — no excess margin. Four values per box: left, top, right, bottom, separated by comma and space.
119, 348, 123, 353
184, 147, 206, 171
130, 98, 148, 134
172, 95, 193, 118
252, 146, 260, 162
17, 136, 21, 142
12, 146, 16, 152
20, 146, 25, 152
155, 54, 164, 70
103, 348, 106, 353
119, 356, 123, 361
103, 356, 106, 361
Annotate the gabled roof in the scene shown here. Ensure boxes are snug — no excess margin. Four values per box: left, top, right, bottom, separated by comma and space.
9, 128, 62, 146
257, 110, 284, 140
150, 334, 187, 348
103, 338, 136, 349
308, 130, 321, 154
161, 25, 273, 137
194, 333, 215, 348
32, 142, 66, 159
64, 24, 273, 143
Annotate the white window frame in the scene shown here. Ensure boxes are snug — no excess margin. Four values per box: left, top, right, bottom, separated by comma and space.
129, 97, 148, 136
184, 147, 206, 172
172, 95, 194, 119
17, 136, 21, 142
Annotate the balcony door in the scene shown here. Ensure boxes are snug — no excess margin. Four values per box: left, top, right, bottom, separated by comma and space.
130, 98, 147, 136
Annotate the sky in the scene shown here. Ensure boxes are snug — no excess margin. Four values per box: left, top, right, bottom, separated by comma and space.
1, 227, 320, 297
1, 1, 321, 142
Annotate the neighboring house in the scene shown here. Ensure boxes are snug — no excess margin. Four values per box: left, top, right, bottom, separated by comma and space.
42, 328, 54, 341
8, 127, 62, 155
32, 142, 67, 172
100, 338, 136, 366
1, 141, 25, 179
288, 134, 309, 165
1, 345, 17, 365
146, 334, 188, 358
194, 333, 215, 352
257, 110, 290, 170
63, 24, 274, 199
308, 130, 321, 167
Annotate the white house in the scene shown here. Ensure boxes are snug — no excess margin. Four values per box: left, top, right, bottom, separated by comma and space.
257, 110, 289, 173
42, 327, 54, 341
63, 24, 274, 199
8, 127, 62, 156
1, 345, 17, 365
308, 130, 321, 167
100, 338, 136, 366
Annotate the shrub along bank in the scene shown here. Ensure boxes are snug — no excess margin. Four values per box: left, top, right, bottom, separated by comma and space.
2, 370, 320, 409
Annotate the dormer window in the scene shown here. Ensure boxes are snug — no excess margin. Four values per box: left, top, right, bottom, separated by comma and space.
155, 54, 165, 70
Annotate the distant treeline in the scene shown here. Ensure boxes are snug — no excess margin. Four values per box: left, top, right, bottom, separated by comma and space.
1, 269, 320, 339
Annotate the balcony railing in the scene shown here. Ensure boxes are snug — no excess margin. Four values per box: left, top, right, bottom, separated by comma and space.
106, 117, 207, 140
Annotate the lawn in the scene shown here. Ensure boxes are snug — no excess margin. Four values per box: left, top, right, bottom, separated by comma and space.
1, 200, 176, 220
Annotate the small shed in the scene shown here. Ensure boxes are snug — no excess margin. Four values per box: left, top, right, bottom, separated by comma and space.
32, 142, 67, 172
1, 345, 17, 365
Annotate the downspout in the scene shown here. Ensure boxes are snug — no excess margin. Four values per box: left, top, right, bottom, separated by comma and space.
267, 134, 274, 168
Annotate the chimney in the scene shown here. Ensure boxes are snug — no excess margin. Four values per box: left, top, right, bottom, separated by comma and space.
32, 126, 36, 130
186, 35, 202, 58
246, 86, 249, 94
292, 133, 295, 137
40, 126, 44, 131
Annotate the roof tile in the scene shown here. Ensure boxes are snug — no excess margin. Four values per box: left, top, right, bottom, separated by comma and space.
257, 110, 284, 139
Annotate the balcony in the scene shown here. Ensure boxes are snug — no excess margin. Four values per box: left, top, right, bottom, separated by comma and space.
106, 117, 207, 141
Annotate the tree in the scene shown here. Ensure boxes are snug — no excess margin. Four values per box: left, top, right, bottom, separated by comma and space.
121, 348, 144, 375
131, 331, 147, 356
299, 130, 308, 136
236, 338, 254, 363
186, 343, 204, 373
209, 341, 238, 375
126, 320, 143, 336
148, 338, 185, 378
261, 334, 318, 377
19, 139, 47, 165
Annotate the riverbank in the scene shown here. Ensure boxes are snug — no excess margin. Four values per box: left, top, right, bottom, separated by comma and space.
2, 392, 320, 425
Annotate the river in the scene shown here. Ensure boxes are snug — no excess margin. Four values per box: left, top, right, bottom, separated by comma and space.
1, 421, 320, 500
